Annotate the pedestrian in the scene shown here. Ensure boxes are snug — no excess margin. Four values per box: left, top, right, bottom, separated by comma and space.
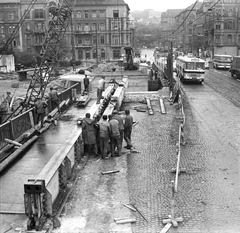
96, 76, 106, 104
108, 114, 121, 157
124, 109, 133, 149
154, 70, 158, 80
83, 74, 90, 93
35, 97, 48, 128
112, 110, 124, 146
99, 115, 110, 159
49, 87, 60, 113
82, 113, 98, 157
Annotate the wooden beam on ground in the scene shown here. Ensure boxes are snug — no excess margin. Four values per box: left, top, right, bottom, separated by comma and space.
4, 138, 22, 147
0, 135, 38, 174
159, 97, 167, 114
146, 98, 154, 115
160, 223, 172, 233
116, 218, 136, 224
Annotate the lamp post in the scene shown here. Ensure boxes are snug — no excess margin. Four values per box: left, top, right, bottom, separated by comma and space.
95, 22, 98, 67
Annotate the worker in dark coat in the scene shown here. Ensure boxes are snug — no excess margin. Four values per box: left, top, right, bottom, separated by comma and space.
124, 109, 133, 149
112, 110, 124, 146
35, 97, 48, 128
82, 113, 98, 157
83, 74, 90, 93
109, 114, 121, 157
49, 87, 60, 113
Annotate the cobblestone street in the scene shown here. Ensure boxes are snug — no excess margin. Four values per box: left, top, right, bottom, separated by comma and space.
126, 79, 240, 232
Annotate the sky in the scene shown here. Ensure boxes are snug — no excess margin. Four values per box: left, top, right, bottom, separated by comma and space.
125, 0, 198, 12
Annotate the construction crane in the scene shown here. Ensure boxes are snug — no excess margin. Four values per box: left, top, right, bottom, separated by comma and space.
2, 0, 76, 123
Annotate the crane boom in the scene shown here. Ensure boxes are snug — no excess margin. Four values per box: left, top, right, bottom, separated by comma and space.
3, 0, 76, 122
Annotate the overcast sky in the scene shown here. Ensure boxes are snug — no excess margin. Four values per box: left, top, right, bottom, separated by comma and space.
126, 0, 198, 12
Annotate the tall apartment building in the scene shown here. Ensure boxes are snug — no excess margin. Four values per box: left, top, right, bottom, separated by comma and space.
0, 0, 21, 53
209, 0, 240, 56
0, 0, 134, 62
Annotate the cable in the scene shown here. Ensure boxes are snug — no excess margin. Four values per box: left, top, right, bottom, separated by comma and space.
160, 0, 221, 41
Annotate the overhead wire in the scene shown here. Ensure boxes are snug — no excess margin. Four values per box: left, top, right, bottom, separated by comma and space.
160, 0, 222, 41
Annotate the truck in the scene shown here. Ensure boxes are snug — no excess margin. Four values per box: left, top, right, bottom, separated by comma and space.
229, 56, 240, 79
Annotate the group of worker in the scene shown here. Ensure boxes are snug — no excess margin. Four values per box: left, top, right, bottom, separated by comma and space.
35, 87, 60, 128
82, 109, 133, 159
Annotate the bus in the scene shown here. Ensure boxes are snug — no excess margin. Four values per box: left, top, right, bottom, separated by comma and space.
213, 54, 232, 69
176, 56, 205, 84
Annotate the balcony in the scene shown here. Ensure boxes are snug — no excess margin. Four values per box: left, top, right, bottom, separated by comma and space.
33, 29, 45, 34
75, 30, 92, 35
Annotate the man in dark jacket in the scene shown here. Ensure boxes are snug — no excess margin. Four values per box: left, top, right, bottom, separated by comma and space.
112, 110, 124, 146
83, 74, 90, 93
99, 115, 110, 159
82, 113, 98, 157
109, 114, 121, 157
49, 87, 60, 113
124, 109, 133, 149
35, 97, 47, 128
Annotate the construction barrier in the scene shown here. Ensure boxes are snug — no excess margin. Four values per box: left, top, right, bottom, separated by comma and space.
162, 78, 186, 231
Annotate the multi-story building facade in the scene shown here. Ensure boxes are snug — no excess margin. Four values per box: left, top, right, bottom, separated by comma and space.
0, 0, 134, 62
0, 0, 21, 53
209, 0, 240, 56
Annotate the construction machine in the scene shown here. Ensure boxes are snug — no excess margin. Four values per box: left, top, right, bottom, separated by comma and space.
123, 47, 138, 70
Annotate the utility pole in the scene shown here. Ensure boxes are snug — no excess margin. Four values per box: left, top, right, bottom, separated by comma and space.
71, 15, 76, 71
170, 41, 173, 91
96, 22, 98, 67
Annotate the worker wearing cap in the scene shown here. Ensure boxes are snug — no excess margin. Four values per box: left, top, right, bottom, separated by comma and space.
112, 110, 124, 146
96, 76, 106, 104
124, 109, 133, 149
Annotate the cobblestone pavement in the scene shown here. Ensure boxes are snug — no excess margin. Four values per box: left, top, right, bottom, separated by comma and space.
126, 77, 240, 232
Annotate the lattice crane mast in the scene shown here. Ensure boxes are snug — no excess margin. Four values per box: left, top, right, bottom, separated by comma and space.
4, 0, 76, 122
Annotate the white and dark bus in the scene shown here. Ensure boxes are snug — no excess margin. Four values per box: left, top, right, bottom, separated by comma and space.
213, 54, 232, 69
176, 56, 205, 84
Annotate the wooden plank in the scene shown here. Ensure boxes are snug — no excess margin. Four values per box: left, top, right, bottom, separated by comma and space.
0, 135, 38, 174
160, 223, 172, 233
116, 218, 136, 224
146, 98, 154, 115
159, 97, 167, 114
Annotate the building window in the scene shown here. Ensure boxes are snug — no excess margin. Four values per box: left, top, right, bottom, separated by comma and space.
101, 49, 105, 59
85, 36, 90, 44
86, 50, 90, 59
216, 24, 221, 30
92, 10, 97, 18
228, 21, 233, 29
229, 9, 233, 17
78, 50, 83, 59
100, 23, 105, 31
113, 49, 120, 59
100, 35, 105, 44
92, 49, 97, 59
76, 11, 81, 18
84, 23, 90, 31
99, 10, 105, 17
92, 35, 97, 44
0, 12, 3, 21
77, 24, 82, 31
92, 23, 97, 31
8, 12, 14, 21
77, 35, 82, 44
113, 10, 119, 18
112, 35, 119, 44
215, 35, 220, 43
35, 23, 43, 30
1, 26, 4, 34
228, 34, 232, 43
26, 35, 31, 45
34, 9, 44, 19
84, 11, 89, 18
112, 21, 119, 30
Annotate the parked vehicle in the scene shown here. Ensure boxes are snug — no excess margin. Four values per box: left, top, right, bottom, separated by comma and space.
204, 60, 209, 69
213, 54, 232, 69
176, 56, 205, 84
229, 56, 240, 79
